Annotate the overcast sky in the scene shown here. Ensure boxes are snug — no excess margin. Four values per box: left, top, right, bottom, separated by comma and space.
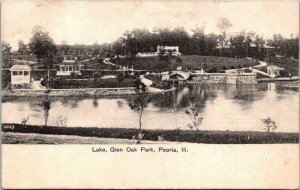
2, 0, 299, 50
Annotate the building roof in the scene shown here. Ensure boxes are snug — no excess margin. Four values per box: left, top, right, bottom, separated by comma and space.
263, 44, 275, 49
267, 65, 284, 70
63, 60, 76, 63
10, 65, 31, 71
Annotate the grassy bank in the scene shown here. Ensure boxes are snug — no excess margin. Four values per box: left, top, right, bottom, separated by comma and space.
113, 55, 258, 72
2, 123, 298, 144
2, 132, 170, 144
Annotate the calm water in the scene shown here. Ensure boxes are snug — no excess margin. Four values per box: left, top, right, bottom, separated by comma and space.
2, 82, 299, 132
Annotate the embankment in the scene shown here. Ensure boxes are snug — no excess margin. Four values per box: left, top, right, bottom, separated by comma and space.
3, 86, 175, 97
2, 123, 298, 144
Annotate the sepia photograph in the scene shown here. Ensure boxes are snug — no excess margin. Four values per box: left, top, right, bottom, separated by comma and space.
1, 0, 299, 189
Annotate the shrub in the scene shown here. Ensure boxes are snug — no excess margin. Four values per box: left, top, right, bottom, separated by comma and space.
1, 70, 11, 89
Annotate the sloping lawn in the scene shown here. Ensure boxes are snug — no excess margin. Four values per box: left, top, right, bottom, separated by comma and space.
113, 55, 258, 72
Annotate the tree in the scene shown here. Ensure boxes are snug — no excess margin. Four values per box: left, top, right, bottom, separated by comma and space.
217, 18, 232, 57
191, 26, 206, 55
120, 31, 138, 57
204, 33, 219, 56
28, 26, 57, 87
2, 41, 11, 53
185, 97, 203, 130
1, 41, 12, 67
253, 35, 265, 59
128, 79, 149, 131
17, 40, 28, 52
28, 26, 57, 59
245, 31, 256, 57
261, 117, 277, 132
230, 31, 245, 58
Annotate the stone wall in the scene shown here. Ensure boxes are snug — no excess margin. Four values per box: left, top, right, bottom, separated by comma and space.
189, 73, 257, 84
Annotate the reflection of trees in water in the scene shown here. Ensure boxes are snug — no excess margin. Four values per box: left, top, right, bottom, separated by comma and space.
147, 92, 175, 109
116, 100, 124, 108
42, 95, 51, 126
93, 97, 98, 108
149, 84, 217, 110
274, 81, 299, 93
187, 84, 218, 112
60, 97, 80, 108
220, 84, 263, 101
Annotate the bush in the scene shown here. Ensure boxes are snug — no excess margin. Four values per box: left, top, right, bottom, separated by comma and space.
279, 70, 290, 77
1, 70, 11, 89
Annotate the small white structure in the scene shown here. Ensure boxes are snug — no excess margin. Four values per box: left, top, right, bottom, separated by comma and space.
101, 75, 117, 79
10, 65, 31, 85
157, 46, 181, 56
267, 65, 284, 78
136, 52, 157, 57
57, 60, 83, 76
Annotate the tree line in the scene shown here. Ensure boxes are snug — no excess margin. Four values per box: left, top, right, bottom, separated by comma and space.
2, 18, 299, 68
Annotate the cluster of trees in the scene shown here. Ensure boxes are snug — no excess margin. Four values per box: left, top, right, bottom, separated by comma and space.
110, 26, 298, 60
267, 34, 299, 59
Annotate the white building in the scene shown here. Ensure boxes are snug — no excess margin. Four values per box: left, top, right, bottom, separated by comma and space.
57, 60, 83, 76
10, 65, 31, 85
157, 46, 181, 56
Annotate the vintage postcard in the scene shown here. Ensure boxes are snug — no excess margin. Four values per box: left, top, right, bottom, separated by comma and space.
1, 0, 299, 189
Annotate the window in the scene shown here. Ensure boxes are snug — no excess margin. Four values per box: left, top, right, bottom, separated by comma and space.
18, 71, 23, 75
24, 71, 29, 76
12, 71, 18, 75
69, 66, 73, 71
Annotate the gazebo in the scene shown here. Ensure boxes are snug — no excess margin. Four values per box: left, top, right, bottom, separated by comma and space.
10, 65, 31, 85
267, 65, 284, 78
57, 60, 83, 76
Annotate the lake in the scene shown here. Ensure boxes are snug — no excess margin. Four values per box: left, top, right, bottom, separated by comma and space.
2, 81, 299, 132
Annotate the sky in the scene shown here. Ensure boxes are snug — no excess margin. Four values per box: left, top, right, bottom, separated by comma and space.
2, 0, 299, 50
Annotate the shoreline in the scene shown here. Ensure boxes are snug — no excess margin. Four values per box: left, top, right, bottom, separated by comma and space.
257, 76, 299, 82
2, 86, 176, 97
2, 132, 176, 144
2, 123, 298, 144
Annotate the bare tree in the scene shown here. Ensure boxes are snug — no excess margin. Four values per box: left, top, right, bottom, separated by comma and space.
217, 18, 232, 58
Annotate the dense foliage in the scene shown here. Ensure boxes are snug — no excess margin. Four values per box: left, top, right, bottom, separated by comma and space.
50, 78, 136, 89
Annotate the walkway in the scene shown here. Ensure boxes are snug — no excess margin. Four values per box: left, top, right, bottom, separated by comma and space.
140, 75, 153, 86
250, 60, 271, 77
103, 58, 124, 70
31, 81, 46, 90
249, 68, 270, 77
254, 61, 268, 68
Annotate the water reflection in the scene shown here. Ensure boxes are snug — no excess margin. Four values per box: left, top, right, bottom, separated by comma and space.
2, 81, 299, 132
